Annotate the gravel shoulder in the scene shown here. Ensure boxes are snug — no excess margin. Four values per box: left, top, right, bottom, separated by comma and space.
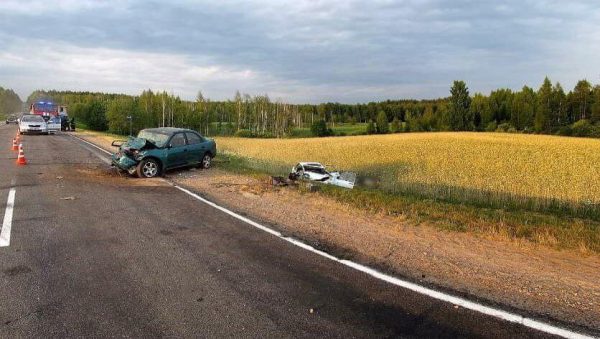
77, 130, 600, 331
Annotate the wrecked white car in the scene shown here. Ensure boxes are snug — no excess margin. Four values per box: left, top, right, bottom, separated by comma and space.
290, 162, 356, 189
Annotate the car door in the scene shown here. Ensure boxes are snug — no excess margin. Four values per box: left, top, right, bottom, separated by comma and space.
184, 132, 206, 165
47, 117, 61, 133
165, 132, 188, 169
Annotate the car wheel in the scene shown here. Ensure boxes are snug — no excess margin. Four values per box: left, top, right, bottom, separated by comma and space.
200, 153, 212, 169
136, 158, 160, 178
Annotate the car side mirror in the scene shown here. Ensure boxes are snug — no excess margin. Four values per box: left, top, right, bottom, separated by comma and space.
166, 144, 172, 149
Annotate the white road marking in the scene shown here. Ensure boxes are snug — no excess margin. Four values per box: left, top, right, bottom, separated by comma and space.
70, 134, 112, 156
0, 187, 16, 247
171, 187, 592, 339
69, 135, 111, 164
70, 134, 593, 339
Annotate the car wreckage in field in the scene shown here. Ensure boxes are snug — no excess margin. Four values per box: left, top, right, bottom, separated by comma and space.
289, 162, 356, 189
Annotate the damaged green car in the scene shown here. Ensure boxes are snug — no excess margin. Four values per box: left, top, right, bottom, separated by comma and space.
111, 127, 217, 178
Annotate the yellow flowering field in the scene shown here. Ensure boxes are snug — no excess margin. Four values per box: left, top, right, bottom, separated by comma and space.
215, 132, 600, 210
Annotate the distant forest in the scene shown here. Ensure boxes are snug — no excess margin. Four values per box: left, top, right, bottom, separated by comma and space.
0, 86, 23, 118
7, 77, 600, 138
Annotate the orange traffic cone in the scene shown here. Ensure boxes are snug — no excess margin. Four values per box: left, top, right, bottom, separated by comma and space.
12, 138, 18, 151
16, 144, 27, 165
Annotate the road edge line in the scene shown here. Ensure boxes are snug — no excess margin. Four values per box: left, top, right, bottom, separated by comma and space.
171, 186, 593, 339
0, 187, 16, 247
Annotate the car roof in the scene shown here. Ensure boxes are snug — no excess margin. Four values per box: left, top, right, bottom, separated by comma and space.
142, 127, 197, 135
298, 162, 325, 168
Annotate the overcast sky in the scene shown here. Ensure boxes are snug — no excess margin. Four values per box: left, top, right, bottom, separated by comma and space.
0, 0, 599, 103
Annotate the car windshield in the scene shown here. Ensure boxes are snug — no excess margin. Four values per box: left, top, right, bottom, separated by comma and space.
304, 166, 328, 174
137, 130, 170, 147
21, 115, 45, 122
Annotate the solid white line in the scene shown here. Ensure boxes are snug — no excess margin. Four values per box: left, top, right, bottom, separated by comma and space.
70, 134, 112, 155
172, 185, 592, 339
70, 134, 594, 338
69, 134, 112, 164
0, 188, 16, 247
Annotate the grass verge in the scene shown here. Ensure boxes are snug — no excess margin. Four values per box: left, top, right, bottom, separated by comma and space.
216, 152, 600, 254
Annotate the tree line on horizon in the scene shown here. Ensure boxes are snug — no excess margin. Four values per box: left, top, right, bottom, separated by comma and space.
0, 86, 23, 118
14, 77, 600, 138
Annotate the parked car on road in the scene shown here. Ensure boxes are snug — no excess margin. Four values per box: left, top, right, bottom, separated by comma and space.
111, 127, 217, 178
5, 114, 19, 124
19, 114, 48, 134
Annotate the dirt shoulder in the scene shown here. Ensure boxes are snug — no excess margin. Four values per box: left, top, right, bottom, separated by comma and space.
76, 131, 600, 332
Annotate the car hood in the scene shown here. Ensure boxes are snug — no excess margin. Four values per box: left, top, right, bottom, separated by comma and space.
121, 137, 157, 151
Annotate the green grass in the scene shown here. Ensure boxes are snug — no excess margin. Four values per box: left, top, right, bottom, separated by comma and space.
76, 122, 89, 130
290, 123, 367, 137
215, 152, 600, 254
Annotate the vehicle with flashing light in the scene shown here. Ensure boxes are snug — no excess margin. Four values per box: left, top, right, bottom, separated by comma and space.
29, 101, 68, 122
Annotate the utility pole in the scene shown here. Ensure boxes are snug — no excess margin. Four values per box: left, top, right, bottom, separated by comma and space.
127, 115, 133, 136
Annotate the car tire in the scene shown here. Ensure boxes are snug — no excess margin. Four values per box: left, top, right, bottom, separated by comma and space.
200, 153, 212, 169
136, 158, 161, 178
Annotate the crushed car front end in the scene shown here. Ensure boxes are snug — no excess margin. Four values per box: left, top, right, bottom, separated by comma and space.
111, 150, 139, 174
111, 137, 159, 174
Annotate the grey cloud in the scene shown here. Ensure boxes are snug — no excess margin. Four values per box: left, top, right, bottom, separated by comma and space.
1, 0, 599, 103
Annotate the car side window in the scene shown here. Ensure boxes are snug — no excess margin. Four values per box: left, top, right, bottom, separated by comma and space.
169, 133, 187, 147
186, 132, 203, 145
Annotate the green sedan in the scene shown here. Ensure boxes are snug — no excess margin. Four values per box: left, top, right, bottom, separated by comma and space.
111, 127, 217, 178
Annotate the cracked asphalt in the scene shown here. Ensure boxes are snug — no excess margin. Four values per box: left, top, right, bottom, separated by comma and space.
0, 124, 563, 338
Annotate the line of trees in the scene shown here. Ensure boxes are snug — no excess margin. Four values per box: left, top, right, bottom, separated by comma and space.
24, 76, 600, 138
443, 78, 600, 137
0, 86, 23, 118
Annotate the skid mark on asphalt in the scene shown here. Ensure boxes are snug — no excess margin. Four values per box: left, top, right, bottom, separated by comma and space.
3, 265, 32, 277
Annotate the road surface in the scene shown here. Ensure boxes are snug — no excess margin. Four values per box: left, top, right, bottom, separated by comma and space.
0, 124, 589, 338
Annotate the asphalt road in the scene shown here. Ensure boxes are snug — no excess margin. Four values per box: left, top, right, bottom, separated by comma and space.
0, 124, 579, 338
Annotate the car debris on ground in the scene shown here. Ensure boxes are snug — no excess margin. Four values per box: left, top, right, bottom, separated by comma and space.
285, 162, 356, 189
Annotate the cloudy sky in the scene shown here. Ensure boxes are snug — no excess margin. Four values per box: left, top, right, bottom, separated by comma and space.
0, 0, 599, 103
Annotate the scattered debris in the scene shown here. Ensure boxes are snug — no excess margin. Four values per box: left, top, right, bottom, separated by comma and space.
303, 182, 320, 192
56, 176, 64, 180
60, 196, 76, 200
271, 176, 287, 186
270, 176, 298, 187
309, 308, 314, 314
